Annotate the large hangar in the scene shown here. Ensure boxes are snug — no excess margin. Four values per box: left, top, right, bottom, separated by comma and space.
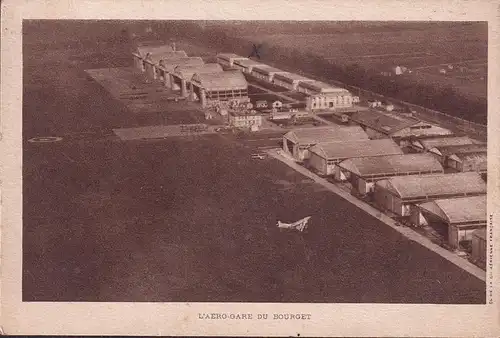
172, 63, 223, 97
190, 71, 249, 108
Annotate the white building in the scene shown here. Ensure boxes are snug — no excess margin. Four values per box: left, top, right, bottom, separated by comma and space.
228, 111, 263, 130
296, 80, 354, 111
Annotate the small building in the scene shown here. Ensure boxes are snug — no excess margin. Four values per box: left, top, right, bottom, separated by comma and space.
338, 153, 444, 196
272, 72, 315, 91
172, 63, 223, 97
410, 135, 477, 152
282, 125, 369, 162
158, 57, 205, 88
255, 100, 268, 109
448, 152, 487, 173
350, 110, 453, 142
471, 228, 487, 269
216, 53, 249, 68
251, 65, 288, 82
428, 143, 487, 165
373, 172, 487, 217
308, 139, 404, 177
132, 43, 174, 72
228, 111, 263, 130
233, 59, 265, 74
409, 196, 486, 249
190, 71, 249, 108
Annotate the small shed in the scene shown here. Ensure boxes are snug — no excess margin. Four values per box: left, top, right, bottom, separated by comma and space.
338, 153, 444, 196
308, 139, 404, 176
374, 172, 486, 217
409, 196, 486, 249
282, 126, 369, 162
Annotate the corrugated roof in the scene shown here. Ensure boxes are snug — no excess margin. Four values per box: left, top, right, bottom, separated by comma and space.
377, 172, 486, 199
136, 45, 173, 57
174, 63, 223, 80
418, 195, 486, 224
431, 143, 487, 157
217, 53, 248, 60
419, 136, 476, 150
158, 57, 204, 72
145, 50, 187, 64
309, 139, 404, 160
298, 80, 349, 94
339, 153, 443, 177
191, 71, 248, 91
350, 110, 420, 134
284, 125, 369, 145
273, 72, 315, 83
233, 59, 265, 67
252, 65, 287, 75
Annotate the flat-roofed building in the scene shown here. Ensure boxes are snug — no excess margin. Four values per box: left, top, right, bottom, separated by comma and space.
157, 57, 204, 88
228, 111, 263, 130
282, 126, 369, 162
409, 196, 486, 249
132, 44, 174, 72
471, 228, 487, 269
272, 72, 315, 91
251, 65, 288, 82
410, 135, 477, 152
172, 63, 223, 97
350, 110, 453, 142
373, 172, 486, 217
308, 139, 404, 177
428, 143, 487, 165
190, 71, 249, 108
338, 153, 444, 196
143, 50, 187, 80
233, 59, 265, 74
448, 152, 487, 173
216, 53, 249, 68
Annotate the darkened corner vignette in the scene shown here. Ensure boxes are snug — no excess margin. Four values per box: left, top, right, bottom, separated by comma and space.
22, 20, 488, 304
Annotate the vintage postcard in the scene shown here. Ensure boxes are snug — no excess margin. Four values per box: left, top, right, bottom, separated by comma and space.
1, 0, 499, 336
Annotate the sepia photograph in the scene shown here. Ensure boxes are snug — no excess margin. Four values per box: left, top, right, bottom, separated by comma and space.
1, 0, 499, 336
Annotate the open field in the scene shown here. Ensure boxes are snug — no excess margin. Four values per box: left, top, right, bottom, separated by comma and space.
22, 20, 486, 303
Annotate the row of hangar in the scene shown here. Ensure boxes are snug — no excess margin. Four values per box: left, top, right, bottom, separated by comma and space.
281, 123, 487, 261
131, 42, 359, 111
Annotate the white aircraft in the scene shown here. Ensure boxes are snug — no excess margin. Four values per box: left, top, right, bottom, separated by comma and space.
277, 216, 311, 232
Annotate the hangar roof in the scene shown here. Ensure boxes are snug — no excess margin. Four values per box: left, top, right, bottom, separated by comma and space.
418, 195, 486, 225
252, 65, 288, 75
350, 109, 420, 135
284, 126, 369, 145
338, 153, 443, 177
191, 71, 248, 91
414, 136, 476, 150
298, 80, 349, 94
430, 143, 487, 157
375, 172, 486, 200
145, 50, 187, 64
174, 63, 223, 80
158, 57, 204, 72
309, 139, 403, 160
216, 53, 248, 60
273, 72, 315, 83
136, 45, 174, 58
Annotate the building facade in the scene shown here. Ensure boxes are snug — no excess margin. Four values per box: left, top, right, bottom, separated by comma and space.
190, 71, 249, 108
172, 63, 223, 97
228, 111, 263, 130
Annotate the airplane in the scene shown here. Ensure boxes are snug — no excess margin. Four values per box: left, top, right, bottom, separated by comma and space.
277, 216, 311, 232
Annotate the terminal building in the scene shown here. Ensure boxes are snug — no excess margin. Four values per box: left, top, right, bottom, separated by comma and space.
251, 65, 288, 82
189, 71, 249, 108
172, 63, 223, 97
409, 195, 486, 249
272, 72, 315, 91
296, 80, 354, 111
307, 139, 404, 176
216, 53, 249, 68
373, 172, 486, 217
282, 126, 369, 162
337, 153, 444, 196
